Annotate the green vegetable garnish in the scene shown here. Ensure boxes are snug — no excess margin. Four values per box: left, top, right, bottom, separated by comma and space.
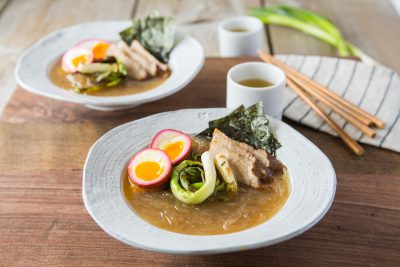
77, 63, 117, 74
198, 102, 281, 156
250, 5, 376, 64
214, 154, 238, 194
120, 13, 175, 63
177, 162, 205, 192
170, 152, 216, 205
73, 60, 127, 93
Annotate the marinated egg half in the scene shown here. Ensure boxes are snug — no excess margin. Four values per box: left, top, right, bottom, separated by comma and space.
61, 47, 93, 73
77, 39, 111, 61
128, 148, 172, 188
150, 129, 192, 164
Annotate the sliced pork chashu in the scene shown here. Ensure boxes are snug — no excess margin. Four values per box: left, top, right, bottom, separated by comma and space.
109, 41, 169, 80
209, 129, 284, 188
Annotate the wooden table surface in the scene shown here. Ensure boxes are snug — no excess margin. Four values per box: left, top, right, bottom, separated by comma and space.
1, 57, 399, 266
1, 0, 400, 266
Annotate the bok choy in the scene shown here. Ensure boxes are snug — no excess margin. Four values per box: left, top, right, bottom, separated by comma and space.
170, 152, 216, 205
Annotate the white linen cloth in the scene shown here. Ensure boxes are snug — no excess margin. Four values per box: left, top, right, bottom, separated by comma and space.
276, 55, 400, 153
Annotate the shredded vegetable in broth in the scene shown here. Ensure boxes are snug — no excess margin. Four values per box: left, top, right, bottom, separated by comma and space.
49, 60, 170, 96
123, 170, 290, 235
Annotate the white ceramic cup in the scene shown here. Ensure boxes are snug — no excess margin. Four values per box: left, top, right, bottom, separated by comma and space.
218, 16, 264, 57
227, 62, 286, 120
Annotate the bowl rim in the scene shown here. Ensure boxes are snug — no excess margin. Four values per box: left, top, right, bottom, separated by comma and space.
82, 108, 337, 255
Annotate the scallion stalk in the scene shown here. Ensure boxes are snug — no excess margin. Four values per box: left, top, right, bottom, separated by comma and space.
250, 5, 377, 64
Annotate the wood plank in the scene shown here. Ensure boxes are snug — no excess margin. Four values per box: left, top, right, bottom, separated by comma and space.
134, 0, 263, 56
263, 0, 336, 56
0, 170, 398, 266
0, 0, 137, 114
0, 57, 399, 265
269, 24, 336, 55
0, 0, 9, 14
0, 122, 112, 171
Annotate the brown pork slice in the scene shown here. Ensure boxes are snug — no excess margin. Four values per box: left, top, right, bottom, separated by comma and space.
209, 129, 283, 188
130, 40, 168, 72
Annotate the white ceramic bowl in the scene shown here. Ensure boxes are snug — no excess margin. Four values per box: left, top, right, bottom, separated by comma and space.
15, 21, 204, 111
83, 108, 336, 254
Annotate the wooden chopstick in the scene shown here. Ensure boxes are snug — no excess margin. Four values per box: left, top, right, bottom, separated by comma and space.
285, 66, 374, 127
287, 79, 364, 155
258, 50, 385, 128
259, 50, 376, 137
289, 77, 376, 138
278, 65, 373, 127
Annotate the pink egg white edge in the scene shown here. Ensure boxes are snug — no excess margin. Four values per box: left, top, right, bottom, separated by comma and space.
75, 39, 112, 61
61, 47, 93, 73
128, 148, 172, 188
150, 129, 192, 165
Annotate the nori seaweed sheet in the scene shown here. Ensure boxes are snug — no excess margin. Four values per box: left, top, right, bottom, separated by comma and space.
197, 102, 281, 156
119, 13, 175, 63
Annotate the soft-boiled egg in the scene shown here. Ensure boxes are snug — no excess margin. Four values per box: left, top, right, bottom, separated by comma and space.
150, 129, 192, 165
77, 39, 111, 61
128, 148, 172, 188
61, 47, 93, 73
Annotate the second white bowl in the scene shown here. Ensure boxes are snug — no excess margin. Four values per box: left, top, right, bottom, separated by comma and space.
15, 21, 205, 111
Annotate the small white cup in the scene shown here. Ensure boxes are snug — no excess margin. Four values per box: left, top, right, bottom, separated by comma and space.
218, 16, 264, 57
227, 62, 286, 120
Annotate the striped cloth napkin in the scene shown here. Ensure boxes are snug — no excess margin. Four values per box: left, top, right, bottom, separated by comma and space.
276, 54, 400, 153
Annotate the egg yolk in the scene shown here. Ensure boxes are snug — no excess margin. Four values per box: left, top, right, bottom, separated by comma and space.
72, 54, 90, 68
92, 42, 109, 60
163, 141, 184, 161
134, 161, 164, 181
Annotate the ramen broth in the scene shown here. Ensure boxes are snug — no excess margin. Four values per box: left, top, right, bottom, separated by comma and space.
49, 59, 170, 96
123, 170, 290, 235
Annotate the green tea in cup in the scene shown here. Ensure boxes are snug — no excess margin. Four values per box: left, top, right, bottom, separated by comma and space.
238, 78, 273, 88
229, 27, 248, 32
